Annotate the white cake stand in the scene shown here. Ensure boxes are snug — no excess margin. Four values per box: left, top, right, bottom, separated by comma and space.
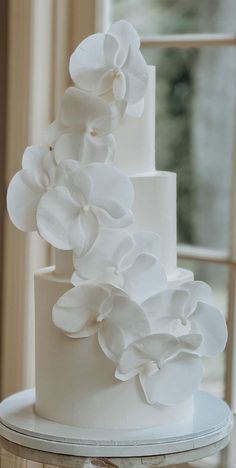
0, 388, 233, 467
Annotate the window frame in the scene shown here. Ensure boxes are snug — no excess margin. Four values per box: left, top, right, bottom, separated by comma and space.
107, 2, 236, 410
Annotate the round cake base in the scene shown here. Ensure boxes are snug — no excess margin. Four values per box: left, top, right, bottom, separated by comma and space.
0, 389, 233, 458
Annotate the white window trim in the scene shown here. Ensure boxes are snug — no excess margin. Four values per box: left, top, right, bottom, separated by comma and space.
143, 35, 236, 411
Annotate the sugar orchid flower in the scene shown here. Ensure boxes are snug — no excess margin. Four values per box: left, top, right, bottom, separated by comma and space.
142, 281, 227, 357
37, 160, 134, 252
72, 229, 167, 304
69, 20, 148, 104
52, 284, 150, 361
116, 333, 203, 405
45, 87, 126, 165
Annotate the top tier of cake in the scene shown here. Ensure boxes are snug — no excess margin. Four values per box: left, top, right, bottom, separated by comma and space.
114, 66, 156, 175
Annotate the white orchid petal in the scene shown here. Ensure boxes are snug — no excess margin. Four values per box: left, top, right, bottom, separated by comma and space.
180, 281, 213, 318
55, 132, 116, 167
37, 186, 82, 249
59, 133, 117, 166
54, 133, 86, 164
42, 151, 57, 184
116, 347, 149, 382
55, 159, 80, 185
54, 133, 117, 167
123, 47, 149, 104
22, 145, 56, 185
98, 322, 125, 362
94, 198, 126, 220
52, 284, 109, 337
115, 366, 140, 382
133, 231, 161, 259
113, 72, 126, 100
123, 254, 167, 303
22, 146, 50, 172
112, 231, 135, 266
108, 20, 140, 67
108, 295, 150, 344
140, 352, 203, 405
137, 334, 181, 363
79, 210, 99, 254
7, 170, 43, 232
192, 302, 227, 357
178, 333, 202, 352
60, 87, 113, 129
94, 206, 133, 229
57, 161, 93, 204
116, 334, 180, 382
126, 98, 144, 118
121, 231, 161, 270
109, 100, 127, 129
92, 100, 126, 135
69, 33, 108, 92
7, 144, 58, 233
73, 228, 134, 281
88, 134, 116, 163
142, 289, 189, 331
76, 68, 113, 96
103, 33, 119, 68
86, 164, 134, 211
44, 120, 66, 146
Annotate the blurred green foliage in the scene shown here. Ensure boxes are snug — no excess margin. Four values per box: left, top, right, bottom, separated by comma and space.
113, 0, 200, 243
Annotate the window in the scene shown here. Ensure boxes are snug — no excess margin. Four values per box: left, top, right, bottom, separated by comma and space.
111, 0, 236, 407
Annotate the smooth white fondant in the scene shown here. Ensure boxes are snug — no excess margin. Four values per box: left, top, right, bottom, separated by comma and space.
114, 66, 156, 175
35, 268, 194, 430
130, 171, 177, 277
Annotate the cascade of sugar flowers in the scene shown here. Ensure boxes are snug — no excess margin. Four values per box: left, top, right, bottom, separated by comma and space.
7, 21, 227, 406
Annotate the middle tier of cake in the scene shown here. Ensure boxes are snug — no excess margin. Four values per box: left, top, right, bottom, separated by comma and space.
54, 170, 193, 286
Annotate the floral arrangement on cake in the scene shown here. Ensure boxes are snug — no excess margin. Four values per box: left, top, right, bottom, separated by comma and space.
7, 20, 227, 407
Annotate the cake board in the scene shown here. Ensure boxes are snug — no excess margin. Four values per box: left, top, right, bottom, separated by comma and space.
0, 389, 233, 467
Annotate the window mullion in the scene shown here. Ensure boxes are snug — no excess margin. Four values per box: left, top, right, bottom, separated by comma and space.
225, 97, 236, 411
94, 0, 111, 32
141, 33, 236, 48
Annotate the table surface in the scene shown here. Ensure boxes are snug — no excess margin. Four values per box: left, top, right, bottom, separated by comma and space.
0, 418, 235, 468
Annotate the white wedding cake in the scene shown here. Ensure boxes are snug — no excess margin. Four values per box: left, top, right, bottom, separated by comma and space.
7, 21, 227, 431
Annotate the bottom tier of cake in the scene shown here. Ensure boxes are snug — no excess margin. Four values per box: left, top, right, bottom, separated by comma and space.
35, 267, 194, 430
